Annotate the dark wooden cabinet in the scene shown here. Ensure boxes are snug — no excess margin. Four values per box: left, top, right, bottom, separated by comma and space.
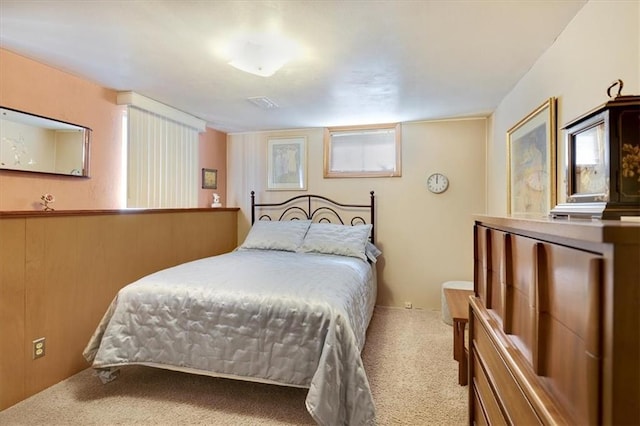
470, 215, 640, 425
551, 94, 640, 219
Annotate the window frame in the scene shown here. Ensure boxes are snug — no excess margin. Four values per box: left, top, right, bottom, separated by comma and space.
323, 123, 402, 178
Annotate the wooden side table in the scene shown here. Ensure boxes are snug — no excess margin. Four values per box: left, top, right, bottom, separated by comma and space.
444, 288, 474, 386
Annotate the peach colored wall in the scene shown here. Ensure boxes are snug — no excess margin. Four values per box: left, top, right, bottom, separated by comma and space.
0, 49, 123, 211
198, 128, 227, 208
0, 49, 227, 211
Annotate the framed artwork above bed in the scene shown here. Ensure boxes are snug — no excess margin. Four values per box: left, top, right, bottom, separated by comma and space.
267, 136, 307, 191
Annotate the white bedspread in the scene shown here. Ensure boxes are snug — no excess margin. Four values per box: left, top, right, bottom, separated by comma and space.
83, 249, 377, 425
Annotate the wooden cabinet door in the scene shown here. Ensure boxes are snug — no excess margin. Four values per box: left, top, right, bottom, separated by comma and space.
501, 234, 537, 363
474, 224, 487, 303
474, 225, 506, 320
534, 242, 603, 425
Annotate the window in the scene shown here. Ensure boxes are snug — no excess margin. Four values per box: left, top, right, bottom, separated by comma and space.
323, 123, 401, 177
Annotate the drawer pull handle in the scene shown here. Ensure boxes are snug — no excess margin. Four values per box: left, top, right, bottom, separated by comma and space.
586, 257, 603, 425
501, 233, 512, 334
532, 242, 548, 375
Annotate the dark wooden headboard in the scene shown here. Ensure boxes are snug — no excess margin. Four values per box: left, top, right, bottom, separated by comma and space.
251, 191, 376, 244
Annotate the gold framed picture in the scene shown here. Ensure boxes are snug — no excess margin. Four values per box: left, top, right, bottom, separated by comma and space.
507, 98, 557, 216
201, 168, 217, 189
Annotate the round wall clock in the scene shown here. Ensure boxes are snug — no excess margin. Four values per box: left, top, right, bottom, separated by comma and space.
427, 172, 449, 194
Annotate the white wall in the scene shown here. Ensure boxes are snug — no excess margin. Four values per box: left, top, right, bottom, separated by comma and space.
227, 0, 640, 310
228, 118, 487, 309
488, 0, 640, 214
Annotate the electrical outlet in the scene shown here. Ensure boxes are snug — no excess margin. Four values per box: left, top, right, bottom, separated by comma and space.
32, 337, 45, 359
404, 302, 412, 309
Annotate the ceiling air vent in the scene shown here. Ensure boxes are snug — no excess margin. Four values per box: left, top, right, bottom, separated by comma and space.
247, 96, 279, 109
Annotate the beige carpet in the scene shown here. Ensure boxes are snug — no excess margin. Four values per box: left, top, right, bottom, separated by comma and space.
0, 307, 467, 425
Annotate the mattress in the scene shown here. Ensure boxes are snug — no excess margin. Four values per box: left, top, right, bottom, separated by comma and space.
83, 248, 377, 425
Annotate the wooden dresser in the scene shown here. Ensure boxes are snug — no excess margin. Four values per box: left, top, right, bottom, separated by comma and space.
469, 215, 639, 425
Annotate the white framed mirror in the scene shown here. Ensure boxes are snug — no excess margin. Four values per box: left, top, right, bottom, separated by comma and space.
0, 107, 91, 177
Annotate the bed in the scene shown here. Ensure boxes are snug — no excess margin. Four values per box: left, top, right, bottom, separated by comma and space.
83, 191, 380, 425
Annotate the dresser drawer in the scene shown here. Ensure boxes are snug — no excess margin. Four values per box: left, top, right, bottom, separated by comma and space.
473, 388, 488, 426
473, 351, 507, 425
473, 318, 541, 425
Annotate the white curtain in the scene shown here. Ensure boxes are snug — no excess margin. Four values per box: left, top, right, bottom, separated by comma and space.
126, 106, 198, 208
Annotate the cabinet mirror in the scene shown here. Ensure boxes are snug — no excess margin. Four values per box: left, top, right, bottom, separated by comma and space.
0, 107, 91, 177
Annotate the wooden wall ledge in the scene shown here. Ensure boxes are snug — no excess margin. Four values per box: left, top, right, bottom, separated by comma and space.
0, 207, 239, 219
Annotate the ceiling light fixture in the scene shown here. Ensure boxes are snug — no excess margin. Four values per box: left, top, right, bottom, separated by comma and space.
226, 33, 299, 77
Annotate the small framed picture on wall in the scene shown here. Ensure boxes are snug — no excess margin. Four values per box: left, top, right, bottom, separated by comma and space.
202, 168, 217, 189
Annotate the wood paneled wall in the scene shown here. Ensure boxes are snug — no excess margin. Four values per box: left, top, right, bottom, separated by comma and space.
0, 208, 238, 410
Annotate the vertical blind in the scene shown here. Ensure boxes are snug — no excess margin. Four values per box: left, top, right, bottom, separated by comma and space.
127, 106, 199, 208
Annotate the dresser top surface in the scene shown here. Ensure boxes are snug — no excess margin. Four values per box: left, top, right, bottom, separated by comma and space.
474, 215, 640, 245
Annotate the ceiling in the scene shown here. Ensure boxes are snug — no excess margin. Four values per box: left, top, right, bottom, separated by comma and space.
0, 0, 587, 133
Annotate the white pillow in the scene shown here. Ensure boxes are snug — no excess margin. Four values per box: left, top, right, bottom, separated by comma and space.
240, 220, 311, 252
298, 223, 372, 261
365, 242, 382, 263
